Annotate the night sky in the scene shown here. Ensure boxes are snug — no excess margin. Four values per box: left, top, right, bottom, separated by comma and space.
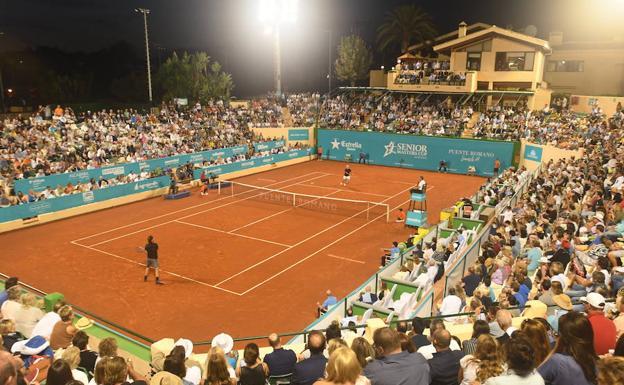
1, 0, 622, 97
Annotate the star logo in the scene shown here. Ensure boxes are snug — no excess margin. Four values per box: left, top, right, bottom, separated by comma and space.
330, 138, 341, 150
384, 141, 395, 157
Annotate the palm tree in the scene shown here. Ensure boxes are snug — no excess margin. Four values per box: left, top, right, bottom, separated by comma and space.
376, 5, 437, 55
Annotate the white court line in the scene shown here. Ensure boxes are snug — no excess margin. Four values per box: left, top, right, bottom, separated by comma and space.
257, 178, 277, 182
174, 220, 293, 248
84, 173, 330, 247
236, 184, 435, 295
327, 254, 365, 264
228, 189, 343, 233
214, 184, 424, 288
294, 183, 391, 198
70, 240, 243, 296
71, 171, 326, 243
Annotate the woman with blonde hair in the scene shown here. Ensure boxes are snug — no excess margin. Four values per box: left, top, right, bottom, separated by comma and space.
520, 319, 551, 366
14, 293, 44, 338
62, 346, 90, 385
313, 347, 370, 385
350, 338, 374, 369
204, 347, 236, 385
327, 338, 348, 356
459, 334, 505, 385
597, 356, 624, 385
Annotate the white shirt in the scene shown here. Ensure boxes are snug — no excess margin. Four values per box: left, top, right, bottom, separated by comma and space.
439, 295, 463, 319
460, 355, 478, 385
1, 300, 21, 321
485, 370, 544, 385
417, 340, 461, 359
72, 369, 89, 385
31, 311, 61, 339
417, 180, 426, 190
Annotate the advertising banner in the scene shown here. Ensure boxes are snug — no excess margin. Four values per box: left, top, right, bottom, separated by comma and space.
523, 144, 543, 163
288, 129, 310, 141
1, 176, 170, 223
317, 129, 515, 176
253, 140, 286, 152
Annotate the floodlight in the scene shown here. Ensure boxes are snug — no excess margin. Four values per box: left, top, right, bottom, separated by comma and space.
258, 0, 298, 26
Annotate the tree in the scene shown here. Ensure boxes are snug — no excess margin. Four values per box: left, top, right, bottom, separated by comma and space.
376, 4, 437, 55
335, 35, 372, 86
155, 51, 234, 102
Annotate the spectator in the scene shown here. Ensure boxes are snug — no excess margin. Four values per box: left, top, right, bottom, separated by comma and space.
313, 347, 370, 385
0, 319, 24, 352
520, 319, 551, 367
428, 329, 464, 385
316, 290, 337, 317
47, 359, 74, 385
350, 338, 374, 369
72, 331, 98, 375
363, 327, 429, 385
358, 287, 377, 305
461, 266, 482, 297
436, 288, 462, 321
461, 320, 490, 355
581, 293, 616, 355
62, 347, 90, 385
31, 300, 66, 340
0, 351, 18, 385
410, 317, 429, 350
263, 333, 297, 377
292, 331, 327, 385
538, 311, 597, 385
204, 347, 236, 385
94, 356, 146, 385
417, 320, 462, 360
236, 343, 268, 385
0, 287, 21, 321
397, 333, 415, 353
50, 305, 77, 350
164, 345, 201, 385
596, 356, 624, 385
459, 335, 504, 385
98, 338, 118, 359
0, 277, 18, 308
484, 332, 544, 385
13, 293, 44, 338
495, 310, 515, 346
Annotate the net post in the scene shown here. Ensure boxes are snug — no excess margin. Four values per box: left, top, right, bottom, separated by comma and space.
386, 204, 390, 223
217, 180, 221, 195
231, 181, 234, 197
293, 191, 296, 207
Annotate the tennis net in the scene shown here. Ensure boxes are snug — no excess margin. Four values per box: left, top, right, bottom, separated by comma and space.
218, 180, 390, 222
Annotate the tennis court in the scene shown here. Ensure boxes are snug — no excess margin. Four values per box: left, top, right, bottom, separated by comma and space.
0, 160, 485, 342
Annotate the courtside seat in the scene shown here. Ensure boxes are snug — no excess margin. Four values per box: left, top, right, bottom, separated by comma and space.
379, 277, 422, 301
351, 301, 393, 319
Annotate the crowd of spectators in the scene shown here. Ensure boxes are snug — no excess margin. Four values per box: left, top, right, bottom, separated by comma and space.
0, 100, 294, 208
394, 60, 466, 86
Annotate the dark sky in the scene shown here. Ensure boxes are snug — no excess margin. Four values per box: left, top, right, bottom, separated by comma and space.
1, 0, 622, 97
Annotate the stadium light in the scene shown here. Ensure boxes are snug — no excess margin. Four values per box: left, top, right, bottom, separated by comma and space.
258, 0, 298, 95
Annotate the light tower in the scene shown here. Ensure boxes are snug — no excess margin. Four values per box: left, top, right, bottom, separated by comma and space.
258, 0, 298, 95
135, 8, 153, 103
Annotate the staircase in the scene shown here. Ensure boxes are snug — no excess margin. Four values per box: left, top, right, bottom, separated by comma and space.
461, 111, 481, 138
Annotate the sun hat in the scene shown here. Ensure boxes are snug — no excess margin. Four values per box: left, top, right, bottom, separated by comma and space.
174, 338, 193, 359
581, 292, 606, 309
75, 317, 93, 330
552, 294, 573, 311
150, 371, 183, 385
539, 257, 550, 264
211, 333, 234, 354
522, 300, 547, 318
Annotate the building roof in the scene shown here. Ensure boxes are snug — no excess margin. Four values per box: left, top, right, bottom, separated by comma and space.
434, 26, 552, 54
406, 22, 491, 53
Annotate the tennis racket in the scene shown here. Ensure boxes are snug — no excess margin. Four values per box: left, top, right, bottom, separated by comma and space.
136, 246, 145, 253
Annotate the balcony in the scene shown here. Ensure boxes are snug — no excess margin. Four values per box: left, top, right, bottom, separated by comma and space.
388, 70, 477, 93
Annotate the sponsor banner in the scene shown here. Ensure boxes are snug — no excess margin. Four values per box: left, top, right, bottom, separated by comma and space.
193, 149, 311, 179
14, 145, 250, 194
253, 140, 285, 152
318, 129, 515, 177
288, 129, 310, 141
524, 144, 543, 163
1, 176, 170, 223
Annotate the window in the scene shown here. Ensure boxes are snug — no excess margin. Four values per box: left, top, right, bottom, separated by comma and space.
495, 52, 535, 71
466, 52, 482, 71
546, 60, 584, 72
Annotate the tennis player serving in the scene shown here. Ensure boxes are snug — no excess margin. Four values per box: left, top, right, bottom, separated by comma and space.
341, 164, 352, 186
141, 235, 163, 285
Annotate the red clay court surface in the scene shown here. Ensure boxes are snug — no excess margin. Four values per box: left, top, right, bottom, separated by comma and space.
1, 161, 484, 343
